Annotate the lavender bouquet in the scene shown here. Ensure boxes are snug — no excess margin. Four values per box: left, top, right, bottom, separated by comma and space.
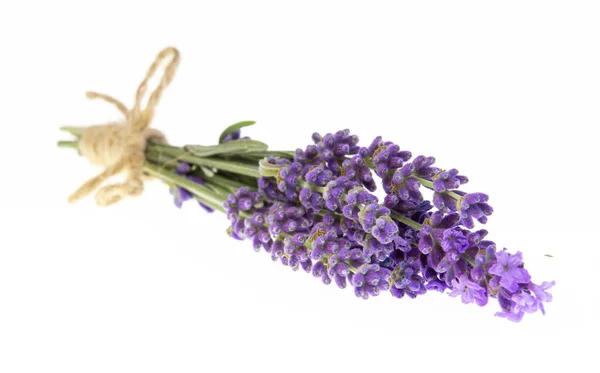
58, 47, 554, 322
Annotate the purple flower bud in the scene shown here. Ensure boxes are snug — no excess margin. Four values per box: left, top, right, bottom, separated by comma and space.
334, 274, 347, 289
441, 228, 469, 253
458, 192, 493, 228
358, 203, 399, 245
433, 169, 468, 192
312, 261, 325, 278
300, 259, 312, 273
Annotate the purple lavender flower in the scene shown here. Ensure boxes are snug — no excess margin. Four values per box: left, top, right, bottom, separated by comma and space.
495, 309, 525, 322
257, 157, 291, 200
307, 222, 351, 261
370, 141, 412, 178
266, 202, 314, 236
312, 129, 360, 174
170, 184, 193, 208
440, 227, 469, 254
323, 177, 397, 246
528, 281, 556, 314
327, 249, 364, 289
448, 274, 488, 306
313, 129, 360, 160
221, 129, 241, 142
511, 291, 539, 313
223, 187, 273, 252
383, 163, 422, 204
170, 128, 555, 322
277, 162, 303, 197
418, 211, 460, 255
170, 163, 214, 212
497, 281, 555, 321
298, 165, 333, 212
342, 155, 377, 191
225, 187, 263, 213
357, 203, 399, 245
495, 288, 525, 322
411, 155, 438, 179
382, 155, 438, 211
389, 254, 427, 299
457, 192, 494, 228
323, 177, 361, 212
470, 239, 497, 281
312, 260, 332, 284
433, 169, 468, 193
349, 263, 391, 299
422, 266, 448, 293
489, 250, 532, 292
432, 191, 457, 212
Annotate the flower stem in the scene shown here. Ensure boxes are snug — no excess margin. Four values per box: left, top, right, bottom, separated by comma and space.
144, 163, 226, 212
146, 143, 260, 178
413, 176, 462, 200
57, 140, 79, 150
206, 174, 253, 192
301, 182, 326, 193
461, 254, 476, 266
389, 211, 422, 231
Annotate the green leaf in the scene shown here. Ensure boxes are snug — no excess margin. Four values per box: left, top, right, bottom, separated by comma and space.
242, 151, 295, 159
185, 139, 268, 157
60, 126, 85, 137
219, 120, 256, 143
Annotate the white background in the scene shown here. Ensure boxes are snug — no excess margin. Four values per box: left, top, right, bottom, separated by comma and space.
0, 1, 598, 372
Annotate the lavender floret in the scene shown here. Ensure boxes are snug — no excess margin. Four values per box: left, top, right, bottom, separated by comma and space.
489, 250, 532, 292
349, 264, 391, 299
170, 162, 214, 212
448, 274, 488, 307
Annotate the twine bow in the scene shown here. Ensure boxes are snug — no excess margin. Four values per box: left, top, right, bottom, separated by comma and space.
68, 47, 180, 206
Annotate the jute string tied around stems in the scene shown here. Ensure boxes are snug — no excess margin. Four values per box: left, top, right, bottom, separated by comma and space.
68, 47, 180, 206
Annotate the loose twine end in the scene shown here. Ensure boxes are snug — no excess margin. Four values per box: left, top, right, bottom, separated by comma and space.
67, 47, 180, 206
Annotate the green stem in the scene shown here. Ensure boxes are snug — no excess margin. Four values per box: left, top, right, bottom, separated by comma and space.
204, 180, 235, 198
57, 140, 79, 150
242, 151, 295, 159
147, 143, 260, 178
144, 163, 226, 212
390, 211, 422, 231
301, 182, 326, 193
413, 176, 433, 189
60, 126, 85, 137
207, 174, 252, 192
363, 157, 376, 169
413, 176, 462, 200
461, 254, 476, 266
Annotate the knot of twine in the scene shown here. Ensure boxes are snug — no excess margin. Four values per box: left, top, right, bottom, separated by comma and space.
68, 47, 180, 206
